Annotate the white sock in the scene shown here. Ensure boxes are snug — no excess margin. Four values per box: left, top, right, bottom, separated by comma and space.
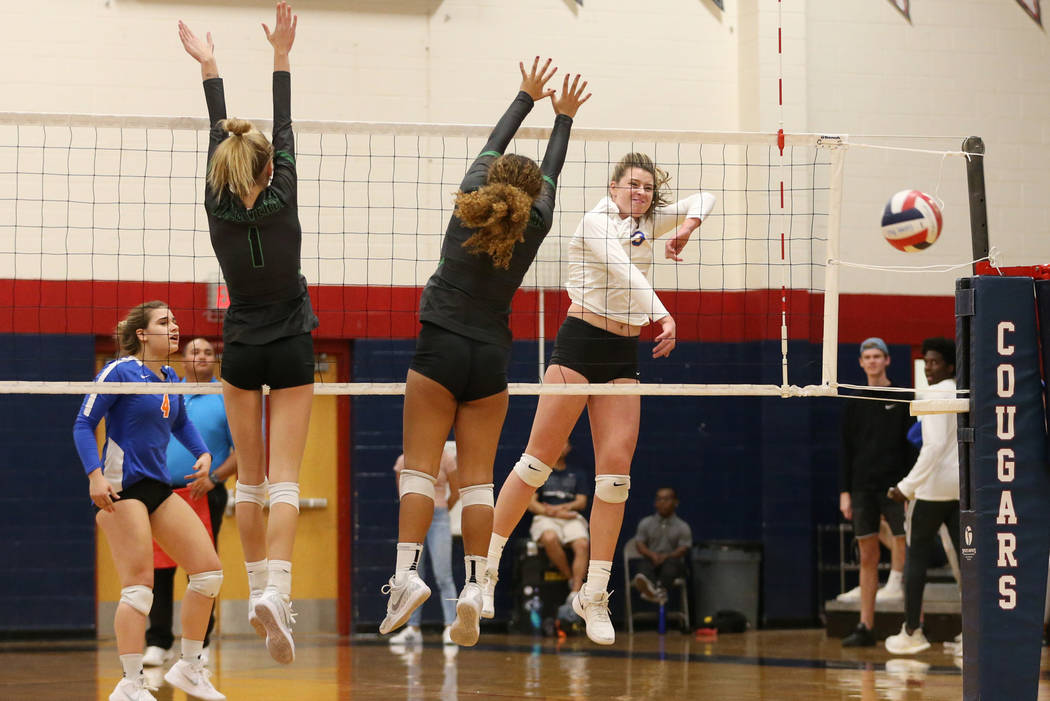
486, 533, 508, 574
245, 559, 269, 597
464, 555, 486, 584
119, 653, 143, 680
585, 560, 613, 595
396, 542, 423, 582
266, 559, 292, 598
181, 638, 204, 662
886, 569, 903, 587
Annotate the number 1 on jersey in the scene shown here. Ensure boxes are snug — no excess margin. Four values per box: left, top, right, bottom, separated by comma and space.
249, 226, 265, 268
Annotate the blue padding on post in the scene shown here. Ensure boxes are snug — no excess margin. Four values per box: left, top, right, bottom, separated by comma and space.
963, 276, 1050, 701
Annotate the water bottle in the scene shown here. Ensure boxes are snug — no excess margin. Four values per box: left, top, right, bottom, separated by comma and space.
524, 585, 542, 631
658, 602, 667, 634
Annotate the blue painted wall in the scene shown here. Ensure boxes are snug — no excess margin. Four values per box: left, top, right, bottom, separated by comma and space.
0, 334, 97, 634
350, 337, 915, 628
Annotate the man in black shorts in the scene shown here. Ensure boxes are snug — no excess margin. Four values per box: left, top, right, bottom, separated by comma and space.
839, 337, 915, 647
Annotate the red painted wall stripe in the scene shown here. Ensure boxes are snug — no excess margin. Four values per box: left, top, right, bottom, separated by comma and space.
0, 279, 954, 346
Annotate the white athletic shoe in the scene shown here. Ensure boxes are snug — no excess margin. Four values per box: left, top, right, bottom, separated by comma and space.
380, 572, 431, 635
164, 658, 225, 700
248, 590, 266, 639
632, 573, 661, 603
442, 625, 455, 646
253, 590, 297, 665
572, 585, 616, 646
448, 582, 483, 647
884, 623, 931, 655
388, 625, 422, 645
835, 585, 862, 603
481, 569, 498, 619
876, 580, 904, 603
109, 675, 157, 701
141, 646, 173, 667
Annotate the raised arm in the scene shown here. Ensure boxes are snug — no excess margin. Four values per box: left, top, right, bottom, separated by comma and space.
657, 192, 716, 261
459, 58, 557, 191
179, 21, 226, 163
531, 73, 591, 227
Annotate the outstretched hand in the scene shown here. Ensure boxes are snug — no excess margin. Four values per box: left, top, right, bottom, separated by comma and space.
551, 73, 591, 118
263, 2, 298, 54
519, 57, 557, 102
178, 21, 215, 65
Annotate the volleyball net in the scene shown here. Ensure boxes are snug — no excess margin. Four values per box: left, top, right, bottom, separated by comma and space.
0, 112, 983, 397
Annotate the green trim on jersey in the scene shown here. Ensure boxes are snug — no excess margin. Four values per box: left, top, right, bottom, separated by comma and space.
275, 149, 295, 166
542, 175, 556, 188
210, 191, 286, 223
479, 150, 501, 158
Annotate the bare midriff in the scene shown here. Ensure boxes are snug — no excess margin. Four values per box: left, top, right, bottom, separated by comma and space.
566, 303, 642, 337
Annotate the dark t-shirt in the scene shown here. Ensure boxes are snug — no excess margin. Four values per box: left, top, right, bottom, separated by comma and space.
418, 91, 573, 348
537, 469, 589, 507
840, 387, 917, 492
203, 72, 319, 345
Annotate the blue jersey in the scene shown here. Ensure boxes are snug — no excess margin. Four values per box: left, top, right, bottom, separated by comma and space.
72, 357, 209, 492
164, 378, 233, 487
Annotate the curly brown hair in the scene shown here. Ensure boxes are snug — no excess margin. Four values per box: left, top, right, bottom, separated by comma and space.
454, 154, 542, 269
610, 152, 672, 219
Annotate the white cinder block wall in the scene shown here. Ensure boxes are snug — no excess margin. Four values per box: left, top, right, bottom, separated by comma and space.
3, 0, 1048, 296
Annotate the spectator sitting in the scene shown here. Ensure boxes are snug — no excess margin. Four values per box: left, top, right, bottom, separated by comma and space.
527, 443, 590, 598
632, 487, 692, 604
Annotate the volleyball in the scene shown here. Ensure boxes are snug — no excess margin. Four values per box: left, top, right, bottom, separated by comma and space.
881, 189, 943, 252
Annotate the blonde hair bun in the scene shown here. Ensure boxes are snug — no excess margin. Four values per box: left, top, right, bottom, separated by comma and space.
222, 118, 255, 137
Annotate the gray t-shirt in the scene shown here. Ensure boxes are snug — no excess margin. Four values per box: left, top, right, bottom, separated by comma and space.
635, 513, 693, 554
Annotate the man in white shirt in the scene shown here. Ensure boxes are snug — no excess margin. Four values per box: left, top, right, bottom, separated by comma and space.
884, 337, 959, 655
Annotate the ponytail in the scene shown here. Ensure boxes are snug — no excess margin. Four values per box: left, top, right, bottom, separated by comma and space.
115, 300, 168, 356
207, 119, 274, 199
454, 154, 542, 269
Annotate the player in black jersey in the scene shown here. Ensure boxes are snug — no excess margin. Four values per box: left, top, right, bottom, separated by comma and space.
179, 3, 312, 665
380, 58, 591, 647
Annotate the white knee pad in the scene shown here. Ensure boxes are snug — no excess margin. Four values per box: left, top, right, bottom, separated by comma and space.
235, 479, 269, 507
512, 453, 552, 489
459, 483, 494, 508
399, 469, 437, 500
269, 481, 300, 512
120, 585, 153, 615
187, 570, 224, 599
594, 474, 631, 504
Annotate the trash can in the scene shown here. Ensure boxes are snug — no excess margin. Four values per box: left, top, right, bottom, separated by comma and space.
692, 541, 762, 629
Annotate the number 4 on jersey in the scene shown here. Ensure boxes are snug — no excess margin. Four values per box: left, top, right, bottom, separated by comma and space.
161, 393, 170, 418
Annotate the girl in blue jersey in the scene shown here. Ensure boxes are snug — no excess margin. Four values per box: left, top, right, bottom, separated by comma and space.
73, 301, 225, 701
178, 3, 312, 665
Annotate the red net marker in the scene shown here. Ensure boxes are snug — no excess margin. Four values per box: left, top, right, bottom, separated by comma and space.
777, 128, 785, 157
975, 262, 1050, 279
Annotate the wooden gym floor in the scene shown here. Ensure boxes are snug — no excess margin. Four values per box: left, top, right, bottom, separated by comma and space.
3, 629, 1049, 700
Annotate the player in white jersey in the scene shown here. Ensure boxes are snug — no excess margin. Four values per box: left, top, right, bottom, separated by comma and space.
482, 153, 715, 645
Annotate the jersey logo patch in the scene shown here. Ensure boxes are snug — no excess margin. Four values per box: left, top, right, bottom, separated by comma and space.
630, 231, 647, 246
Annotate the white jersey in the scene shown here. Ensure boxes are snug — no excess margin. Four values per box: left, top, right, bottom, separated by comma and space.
896, 378, 960, 501
564, 192, 716, 326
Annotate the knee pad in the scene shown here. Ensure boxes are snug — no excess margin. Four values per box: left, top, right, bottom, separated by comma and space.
187, 570, 223, 599
269, 481, 300, 512
594, 474, 631, 504
459, 483, 494, 508
399, 469, 437, 500
235, 479, 269, 507
512, 453, 552, 489
120, 585, 153, 615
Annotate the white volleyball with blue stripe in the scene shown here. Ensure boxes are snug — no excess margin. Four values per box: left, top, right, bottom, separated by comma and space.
881, 189, 943, 252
